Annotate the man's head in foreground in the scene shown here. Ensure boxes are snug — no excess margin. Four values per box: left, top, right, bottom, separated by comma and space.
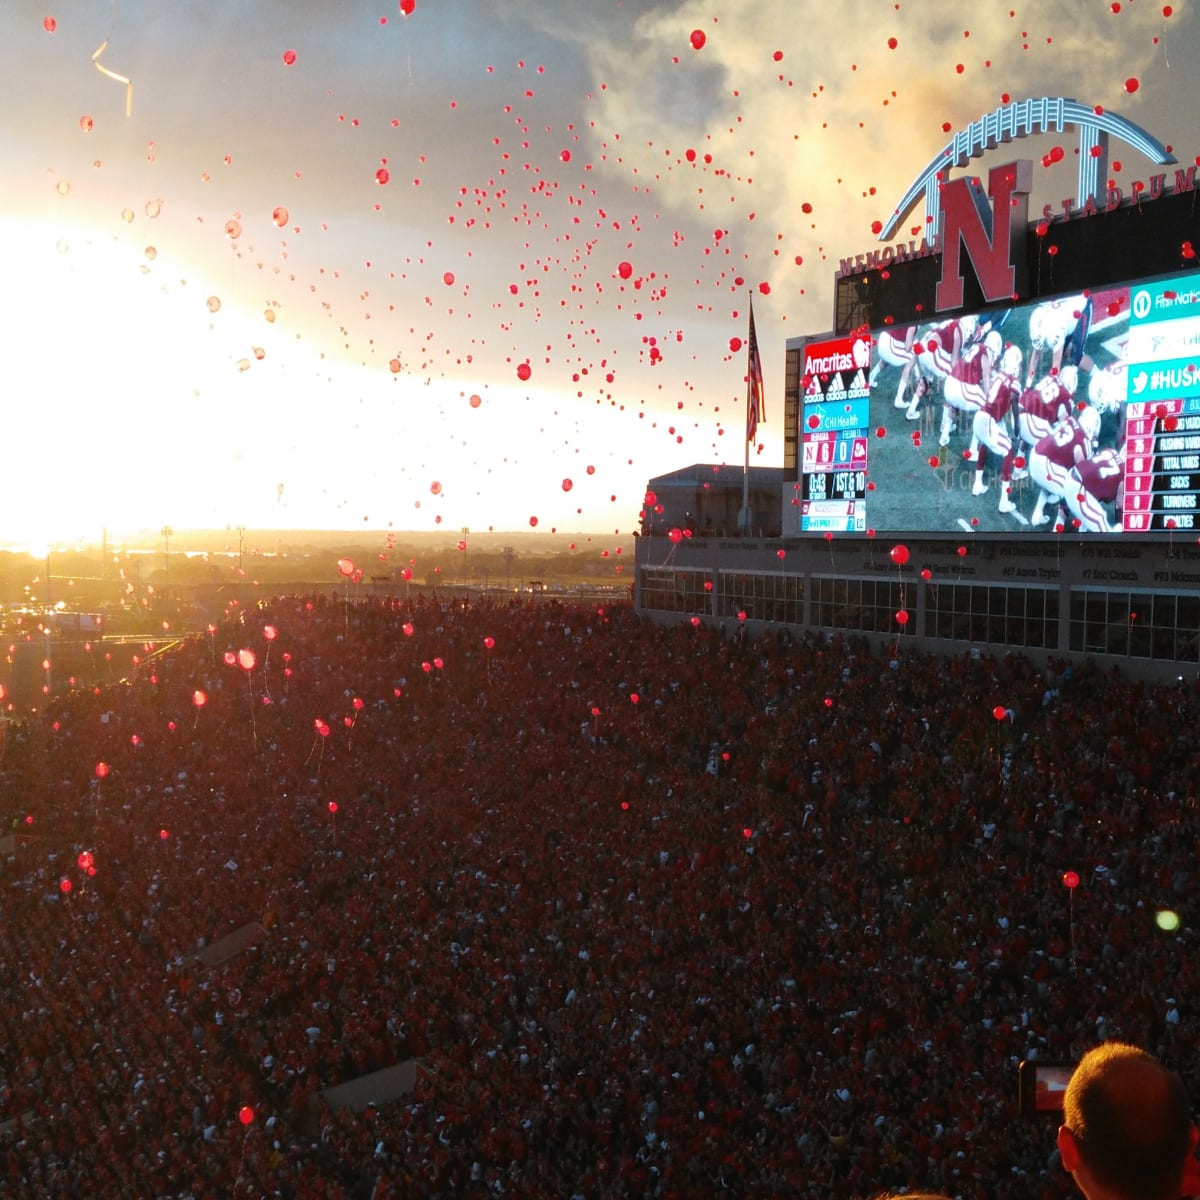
1058, 1042, 1199, 1200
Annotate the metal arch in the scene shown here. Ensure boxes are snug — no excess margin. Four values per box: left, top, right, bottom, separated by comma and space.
877, 97, 1177, 243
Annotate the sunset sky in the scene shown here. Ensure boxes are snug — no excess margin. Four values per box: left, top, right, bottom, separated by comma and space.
5, 0, 1199, 547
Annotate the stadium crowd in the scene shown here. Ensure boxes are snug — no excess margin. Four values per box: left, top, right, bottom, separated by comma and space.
0, 591, 1197, 1199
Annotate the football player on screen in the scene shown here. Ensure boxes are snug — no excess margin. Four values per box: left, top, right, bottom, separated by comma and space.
940, 329, 1002, 448
1065, 444, 1125, 533
871, 324, 928, 414
1016, 366, 1078, 470
1025, 293, 1094, 383
905, 314, 978, 422
969, 343, 1023, 514
1028, 406, 1102, 527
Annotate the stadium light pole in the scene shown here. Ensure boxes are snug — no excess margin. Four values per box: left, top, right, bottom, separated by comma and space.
161, 525, 173, 609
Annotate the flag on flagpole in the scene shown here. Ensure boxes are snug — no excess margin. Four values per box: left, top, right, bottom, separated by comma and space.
746, 297, 765, 444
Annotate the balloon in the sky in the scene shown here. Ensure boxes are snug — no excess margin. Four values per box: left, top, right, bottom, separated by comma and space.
337, 557, 356, 576
282, 49, 296, 65
399, 0, 415, 13
690, 28, 706, 49
517, 363, 532, 381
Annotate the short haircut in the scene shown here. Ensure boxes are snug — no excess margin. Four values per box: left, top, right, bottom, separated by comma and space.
1063, 1042, 1192, 1200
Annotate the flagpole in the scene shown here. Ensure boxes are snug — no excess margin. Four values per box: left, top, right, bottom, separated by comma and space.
738, 291, 763, 535
741, 398, 751, 530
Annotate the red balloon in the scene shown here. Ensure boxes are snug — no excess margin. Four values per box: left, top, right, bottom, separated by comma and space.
920, 568, 932, 581
60, 877, 72, 894
95, 761, 109, 779
668, 528, 683, 543
895, 609, 909, 625
238, 1105, 255, 1126
193, 689, 207, 707
617, 261, 633, 280
282, 49, 297, 66
1063, 870, 1081, 890
399, 0, 415, 13
238, 649, 256, 671
690, 28, 706, 49
889, 544, 909, 566
630, 692, 639, 705
992, 705, 1007, 721
328, 801, 338, 814
337, 557, 356, 576
263, 625, 278, 641
483, 636, 495, 649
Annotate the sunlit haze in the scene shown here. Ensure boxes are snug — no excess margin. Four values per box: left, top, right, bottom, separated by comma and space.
6, 0, 1198, 546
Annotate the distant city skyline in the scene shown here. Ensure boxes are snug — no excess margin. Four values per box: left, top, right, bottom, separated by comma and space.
7, 1, 1199, 547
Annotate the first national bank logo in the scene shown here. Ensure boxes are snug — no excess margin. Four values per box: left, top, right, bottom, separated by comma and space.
873, 97, 1177, 312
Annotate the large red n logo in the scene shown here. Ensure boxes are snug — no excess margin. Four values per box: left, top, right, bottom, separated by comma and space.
935, 160, 1031, 311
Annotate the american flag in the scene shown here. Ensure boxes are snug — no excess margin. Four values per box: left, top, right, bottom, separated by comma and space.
746, 297, 765, 444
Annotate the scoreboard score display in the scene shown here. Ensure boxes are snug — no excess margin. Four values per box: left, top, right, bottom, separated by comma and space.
799, 268, 1200, 537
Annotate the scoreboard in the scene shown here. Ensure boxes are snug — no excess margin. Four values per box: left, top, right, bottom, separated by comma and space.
800, 334, 872, 533
1123, 276, 1200, 531
798, 267, 1200, 538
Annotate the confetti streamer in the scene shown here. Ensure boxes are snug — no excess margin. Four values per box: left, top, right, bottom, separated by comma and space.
91, 38, 132, 116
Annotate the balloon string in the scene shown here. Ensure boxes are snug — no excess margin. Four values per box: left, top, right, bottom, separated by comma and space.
91, 38, 133, 117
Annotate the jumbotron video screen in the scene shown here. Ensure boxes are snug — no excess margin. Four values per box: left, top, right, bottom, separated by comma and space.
799, 270, 1200, 536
